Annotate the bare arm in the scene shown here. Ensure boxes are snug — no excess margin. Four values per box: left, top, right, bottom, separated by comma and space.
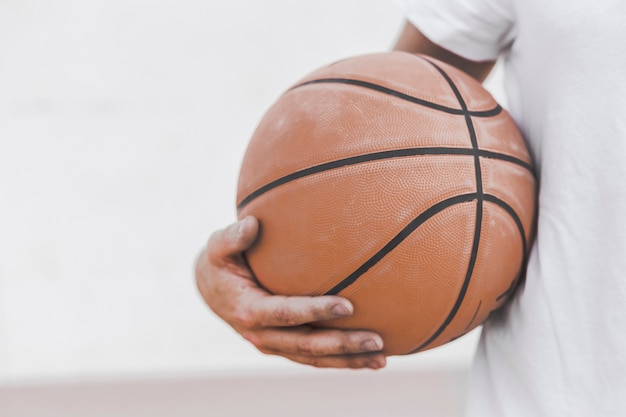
393, 20, 495, 82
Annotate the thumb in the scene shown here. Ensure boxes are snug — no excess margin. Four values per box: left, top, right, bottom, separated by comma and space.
207, 216, 260, 260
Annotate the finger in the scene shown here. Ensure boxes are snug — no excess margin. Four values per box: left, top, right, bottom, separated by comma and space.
248, 326, 384, 357
244, 293, 355, 327
279, 352, 387, 370
206, 216, 259, 261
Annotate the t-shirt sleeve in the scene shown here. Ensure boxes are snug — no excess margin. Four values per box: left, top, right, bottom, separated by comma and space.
394, 0, 516, 61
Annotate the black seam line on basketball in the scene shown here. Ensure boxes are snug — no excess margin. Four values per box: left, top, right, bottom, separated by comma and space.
412, 198, 483, 353
481, 195, 529, 302
411, 56, 485, 352
479, 149, 535, 176
465, 300, 483, 331
236, 148, 533, 210
323, 193, 479, 296
290, 78, 502, 118
409, 194, 530, 354
420, 56, 483, 192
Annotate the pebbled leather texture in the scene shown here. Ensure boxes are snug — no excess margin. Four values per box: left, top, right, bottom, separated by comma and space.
236, 52, 537, 356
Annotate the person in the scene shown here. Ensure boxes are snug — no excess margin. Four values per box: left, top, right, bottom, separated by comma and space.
196, 1, 626, 415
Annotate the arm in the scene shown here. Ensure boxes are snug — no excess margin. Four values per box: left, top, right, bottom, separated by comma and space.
393, 20, 495, 82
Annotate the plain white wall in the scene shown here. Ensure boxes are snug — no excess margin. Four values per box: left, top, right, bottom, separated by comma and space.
0, 0, 506, 384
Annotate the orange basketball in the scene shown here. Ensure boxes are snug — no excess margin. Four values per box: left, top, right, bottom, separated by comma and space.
236, 52, 536, 356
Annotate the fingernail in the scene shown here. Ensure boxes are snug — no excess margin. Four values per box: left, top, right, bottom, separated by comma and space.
361, 338, 382, 352
331, 303, 351, 317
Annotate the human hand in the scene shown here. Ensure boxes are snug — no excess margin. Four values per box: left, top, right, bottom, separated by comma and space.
195, 216, 386, 369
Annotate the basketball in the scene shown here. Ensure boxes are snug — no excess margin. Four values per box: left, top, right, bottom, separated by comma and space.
236, 52, 536, 356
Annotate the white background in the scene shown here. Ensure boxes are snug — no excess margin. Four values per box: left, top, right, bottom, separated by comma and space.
0, 0, 505, 384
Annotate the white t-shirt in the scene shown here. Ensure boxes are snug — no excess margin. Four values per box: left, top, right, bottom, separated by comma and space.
396, 1, 626, 416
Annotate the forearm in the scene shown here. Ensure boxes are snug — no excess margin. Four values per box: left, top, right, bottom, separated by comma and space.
393, 21, 495, 82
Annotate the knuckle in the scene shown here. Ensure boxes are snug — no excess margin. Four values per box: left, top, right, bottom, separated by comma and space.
337, 333, 358, 353
309, 303, 330, 321
323, 332, 352, 355
241, 331, 259, 347
339, 339, 351, 355
241, 332, 272, 354
273, 305, 298, 326
295, 337, 315, 356
232, 308, 256, 329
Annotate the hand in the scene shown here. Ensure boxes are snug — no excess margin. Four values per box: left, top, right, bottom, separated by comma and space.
195, 216, 386, 369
